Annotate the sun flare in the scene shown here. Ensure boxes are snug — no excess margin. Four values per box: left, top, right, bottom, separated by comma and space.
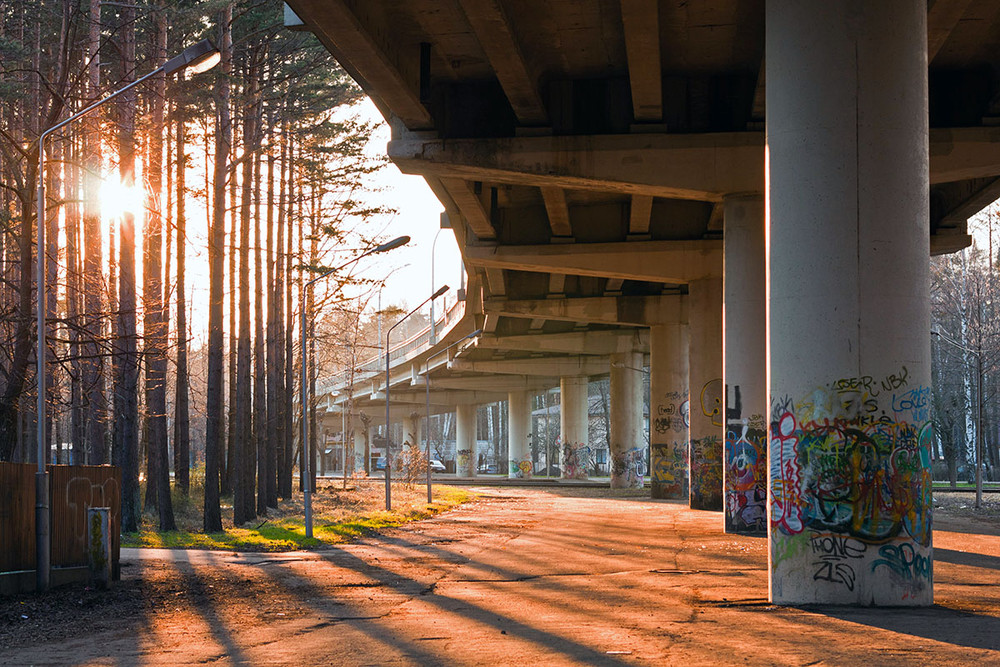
99, 177, 144, 223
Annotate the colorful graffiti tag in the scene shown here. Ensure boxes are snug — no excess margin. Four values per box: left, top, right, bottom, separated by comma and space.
508, 458, 533, 478
651, 442, 687, 498
611, 446, 644, 488
689, 435, 722, 510
560, 439, 591, 480
769, 368, 933, 598
725, 420, 767, 533
456, 449, 472, 474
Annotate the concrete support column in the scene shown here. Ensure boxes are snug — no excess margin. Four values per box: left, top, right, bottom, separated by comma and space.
610, 350, 644, 488
404, 413, 421, 453
650, 323, 689, 499
723, 195, 767, 534
456, 404, 477, 478
560, 376, 590, 480
688, 277, 723, 510
353, 426, 365, 475
767, 0, 932, 605
508, 391, 532, 479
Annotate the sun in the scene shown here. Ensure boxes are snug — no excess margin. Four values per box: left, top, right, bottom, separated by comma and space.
99, 177, 144, 223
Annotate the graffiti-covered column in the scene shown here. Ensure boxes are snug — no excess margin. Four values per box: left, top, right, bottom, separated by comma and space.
456, 404, 477, 478
353, 426, 365, 474
650, 322, 689, 499
610, 350, 644, 488
688, 277, 723, 510
508, 390, 532, 479
723, 195, 767, 534
767, 0, 931, 605
560, 376, 590, 480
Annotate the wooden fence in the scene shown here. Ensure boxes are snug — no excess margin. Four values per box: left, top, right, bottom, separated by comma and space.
0, 463, 121, 589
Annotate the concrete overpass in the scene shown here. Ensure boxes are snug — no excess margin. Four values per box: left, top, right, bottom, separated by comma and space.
287, 0, 1000, 606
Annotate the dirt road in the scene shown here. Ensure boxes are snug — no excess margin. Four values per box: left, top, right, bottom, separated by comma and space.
3, 487, 1000, 665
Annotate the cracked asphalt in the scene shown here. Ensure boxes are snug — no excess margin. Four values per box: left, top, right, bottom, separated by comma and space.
3, 487, 1000, 665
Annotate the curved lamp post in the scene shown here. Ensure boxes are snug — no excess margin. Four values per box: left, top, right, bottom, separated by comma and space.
423, 329, 482, 502
34, 39, 220, 592
384, 285, 449, 510
301, 235, 409, 538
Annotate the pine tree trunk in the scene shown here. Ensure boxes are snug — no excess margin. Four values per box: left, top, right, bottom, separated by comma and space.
265, 144, 278, 509
204, 3, 232, 533
114, 2, 141, 532
174, 115, 190, 493
275, 121, 289, 498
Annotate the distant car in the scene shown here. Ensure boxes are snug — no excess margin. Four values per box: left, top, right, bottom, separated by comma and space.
429, 459, 446, 473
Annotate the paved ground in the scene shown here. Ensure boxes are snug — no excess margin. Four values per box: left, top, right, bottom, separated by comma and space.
4, 487, 1000, 665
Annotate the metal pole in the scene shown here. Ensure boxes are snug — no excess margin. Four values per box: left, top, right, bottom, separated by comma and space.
301, 300, 312, 537
977, 344, 984, 509
35, 138, 49, 593
425, 361, 433, 503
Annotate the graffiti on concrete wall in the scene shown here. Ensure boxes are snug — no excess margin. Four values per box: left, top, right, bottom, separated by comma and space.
689, 435, 722, 510
651, 442, 687, 498
456, 449, 472, 473
509, 458, 532, 478
725, 420, 767, 533
700, 379, 723, 427
653, 391, 689, 436
769, 367, 933, 597
611, 447, 644, 487
560, 437, 591, 480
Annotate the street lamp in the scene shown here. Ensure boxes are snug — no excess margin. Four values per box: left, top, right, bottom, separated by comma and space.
301, 235, 409, 538
33, 38, 220, 592
932, 324, 984, 509
385, 284, 449, 510
423, 329, 482, 502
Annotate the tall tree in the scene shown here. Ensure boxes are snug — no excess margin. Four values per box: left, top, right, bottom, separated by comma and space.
173, 109, 191, 493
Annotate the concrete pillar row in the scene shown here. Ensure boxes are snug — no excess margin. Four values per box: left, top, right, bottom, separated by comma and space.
508, 391, 532, 479
767, 0, 932, 605
723, 195, 767, 534
610, 350, 644, 488
650, 323, 689, 499
455, 404, 477, 478
688, 277, 723, 510
559, 376, 590, 480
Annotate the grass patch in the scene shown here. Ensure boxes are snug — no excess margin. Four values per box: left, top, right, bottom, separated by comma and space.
123, 478, 474, 552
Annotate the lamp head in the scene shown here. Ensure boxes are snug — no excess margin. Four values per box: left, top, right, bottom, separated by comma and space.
431, 285, 449, 299
164, 39, 221, 76
375, 235, 410, 253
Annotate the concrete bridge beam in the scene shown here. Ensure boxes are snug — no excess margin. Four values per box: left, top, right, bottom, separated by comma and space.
767, 0, 932, 605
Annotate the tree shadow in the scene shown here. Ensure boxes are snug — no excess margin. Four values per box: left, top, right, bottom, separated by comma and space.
935, 547, 1000, 570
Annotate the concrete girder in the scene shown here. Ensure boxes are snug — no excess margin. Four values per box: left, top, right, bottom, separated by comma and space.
286, 0, 433, 130
456, 0, 548, 126
628, 195, 653, 238
440, 177, 497, 240
620, 0, 662, 124
928, 0, 975, 61
426, 375, 557, 392
540, 186, 574, 239
376, 388, 508, 406
395, 128, 1000, 198
484, 294, 685, 326
475, 329, 649, 355
466, 240, 722, 284
449, 356, 608, 377
390, 132, 764, 201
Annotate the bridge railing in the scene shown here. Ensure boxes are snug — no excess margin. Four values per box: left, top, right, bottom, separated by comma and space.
319, 297, 466, 395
